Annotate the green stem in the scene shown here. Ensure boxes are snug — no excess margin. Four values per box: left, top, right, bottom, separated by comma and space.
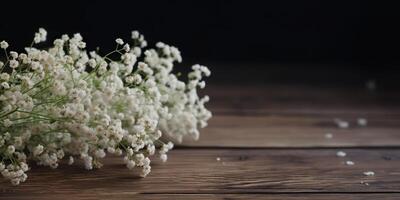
0, 108, 18, 119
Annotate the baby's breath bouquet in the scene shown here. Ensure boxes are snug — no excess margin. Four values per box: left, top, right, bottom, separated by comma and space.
0, 28, 211, 185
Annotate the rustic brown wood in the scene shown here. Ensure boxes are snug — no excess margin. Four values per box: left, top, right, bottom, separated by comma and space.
182, 115, 400, 147
179, 84, 400, 148
2, 194, 400, 200
1, 149, 400, 197
203, 84, 400, 115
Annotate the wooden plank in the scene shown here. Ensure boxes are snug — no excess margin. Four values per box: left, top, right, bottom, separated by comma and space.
203, 85, 400, 115
1, 149, 400, 196
182, 84, 400, 147
182, 115, 400, 147
2, 194, 400, 200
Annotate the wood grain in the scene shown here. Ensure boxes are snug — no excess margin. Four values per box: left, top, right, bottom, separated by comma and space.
1, 149, 400, 197
2, 194, 400, 200
204, 84, 400, 115
179, 84, 400, 148
182, 115, 400, 147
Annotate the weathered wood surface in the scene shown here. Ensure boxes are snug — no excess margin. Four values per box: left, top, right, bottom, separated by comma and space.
204, 85, 400, 115
182, 115, 400, 147
3, 194, 400, 200
1, 149, 400, 198
1, 149, 400, 195
182, 84, 400, 147
1, 84, 400, 199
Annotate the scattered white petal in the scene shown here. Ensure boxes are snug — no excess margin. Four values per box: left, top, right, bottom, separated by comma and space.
216, 157, 221, 161
336, 151, 347, 157
360, 181, 370, 186
363, 171, 375, 176
345, 160, 354, 166
333, 118, 349, 129
325, 133, 333, 139
338, 121, 349, 129
357, 118, 368, 126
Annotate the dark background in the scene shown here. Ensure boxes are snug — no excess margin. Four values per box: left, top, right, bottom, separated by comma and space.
1, 0, 399, 86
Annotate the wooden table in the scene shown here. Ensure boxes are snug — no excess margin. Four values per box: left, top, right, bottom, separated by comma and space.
1, 82, 400, 199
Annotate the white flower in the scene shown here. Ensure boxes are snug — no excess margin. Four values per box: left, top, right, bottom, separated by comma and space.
9, 60, 19, 69
7, 145, 15, 154
33, 28, 47, 44
33, 145, 44, 156
126, 160, 136, 170
115, 38, 124, 45
39, 28, 47, 40
1, 40, 9, 49
86, 58, 95, 66
34, 33, 41, 44
9, 51, 18, 59
132, 74, 142, 84
107, 147, 115, 154
147, 144, 155, 155
131, 31, 139, 39
1, 82, 10, 89
0, 28, 211, 185
160, 154, 167, 162
68, 156, 74, 165
123, 44, 130, 52
95, 149, 106, 158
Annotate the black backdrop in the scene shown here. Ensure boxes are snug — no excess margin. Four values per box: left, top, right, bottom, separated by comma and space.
1, 0, 399, 85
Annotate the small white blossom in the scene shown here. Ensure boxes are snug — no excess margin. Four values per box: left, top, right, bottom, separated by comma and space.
33, 145, 44, 156
1, 40, 9, 49
68, 156, 74, 165
123, 44, 130, 52
33, 28, 47, 44
115, 38, 124, 45
160, 153, 167, 162
95, 149, 106, 158
126, 160, 136, 170
9, 51, 18, 59
7, 145, 15, 154
9, 60, 19, 69
131, 31, 140, 39
1, 82, 10, 89
140, 165, 151, 177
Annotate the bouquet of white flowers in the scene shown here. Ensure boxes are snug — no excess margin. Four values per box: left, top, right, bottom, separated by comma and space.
0, 28, 211, 185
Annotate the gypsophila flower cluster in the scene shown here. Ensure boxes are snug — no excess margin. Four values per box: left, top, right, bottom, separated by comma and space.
0, 28, 211, 185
